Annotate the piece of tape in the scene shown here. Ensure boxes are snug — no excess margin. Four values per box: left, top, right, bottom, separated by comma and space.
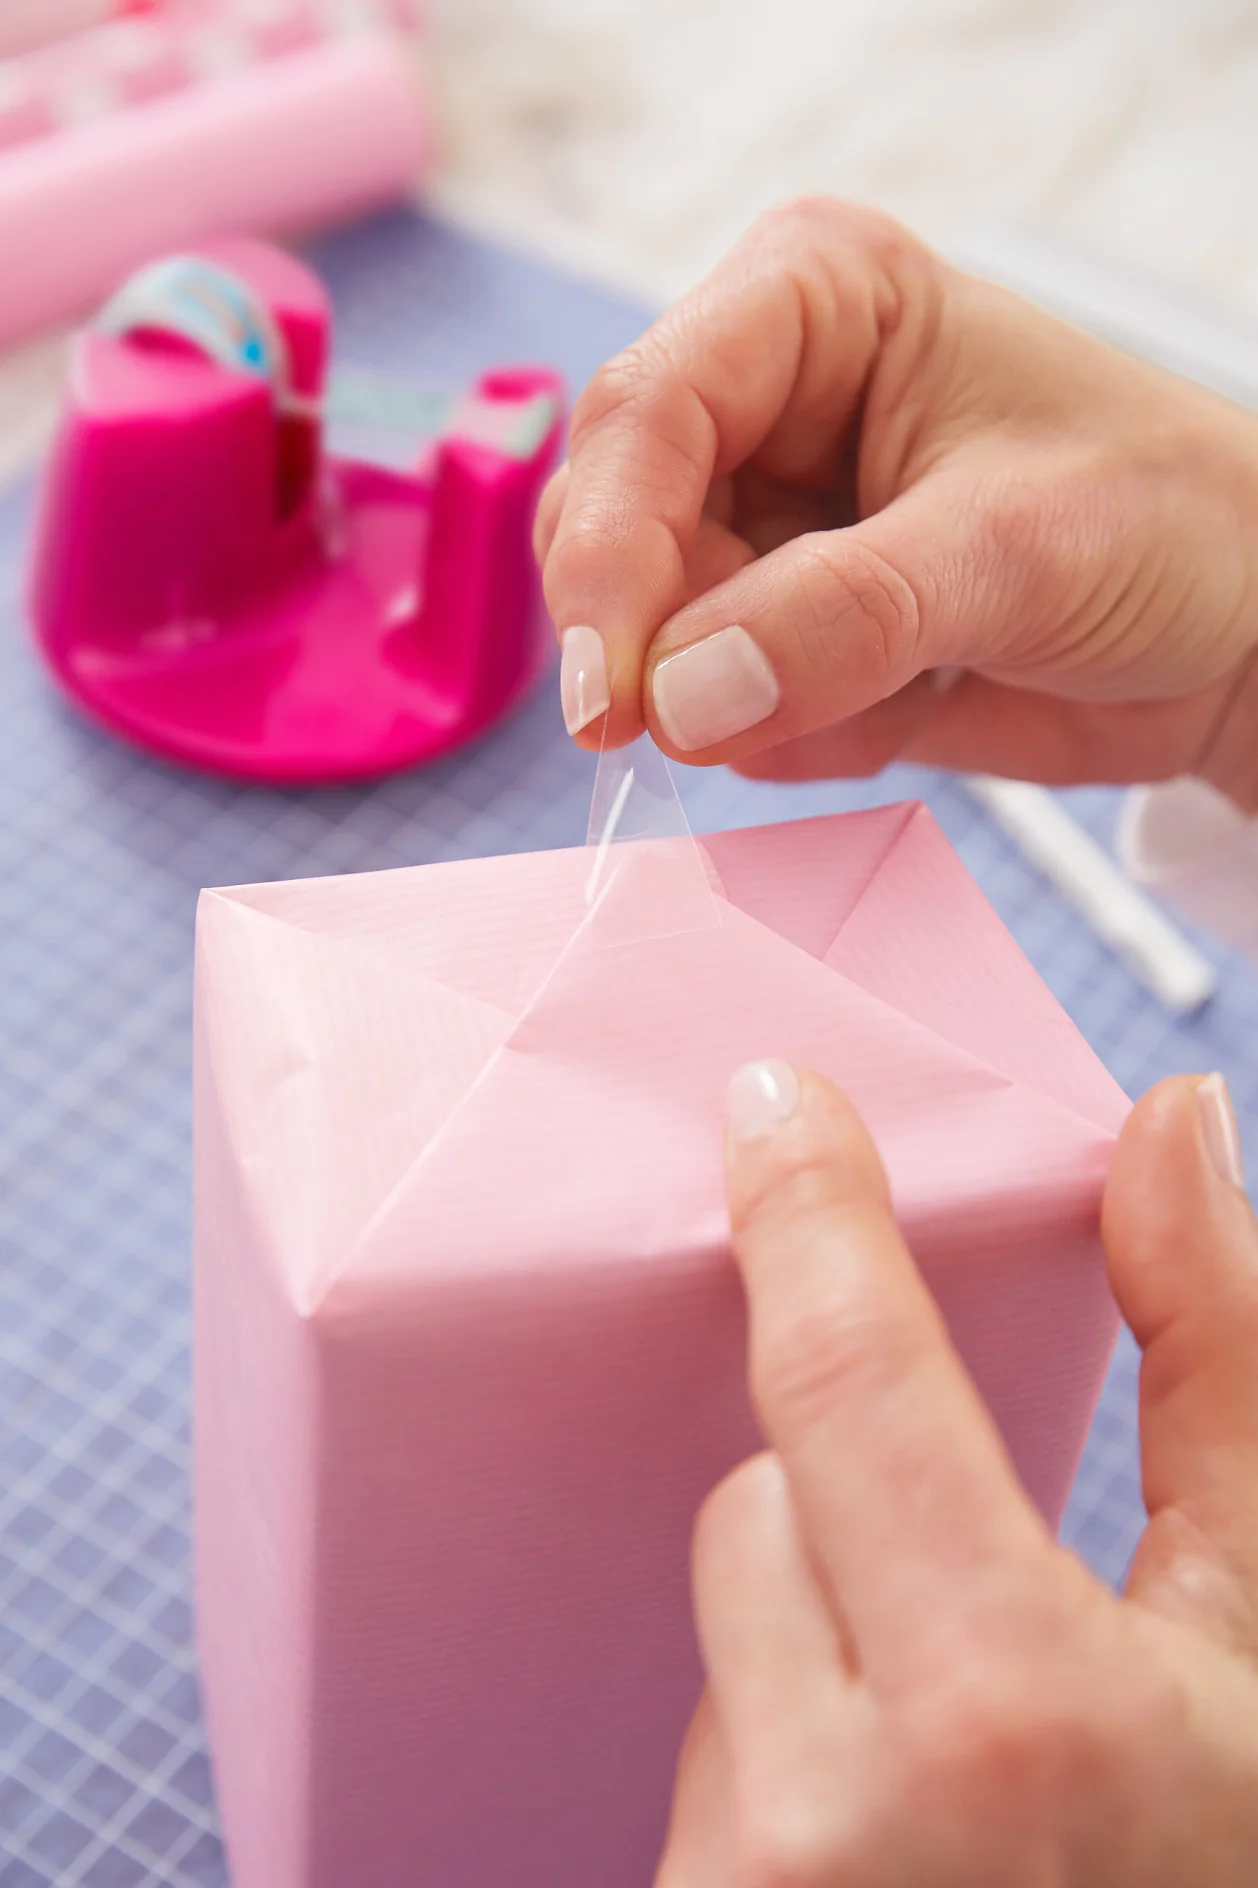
326, 374, 560, 464
322, 363, 453, 438
583, 727, 721, 947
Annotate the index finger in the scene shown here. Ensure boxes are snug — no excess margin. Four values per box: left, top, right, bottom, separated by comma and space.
543, 199, 903, 747
724, 1062, 1050, 1685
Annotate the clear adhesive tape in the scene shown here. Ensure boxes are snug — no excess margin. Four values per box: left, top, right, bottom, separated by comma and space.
583, 722, 721, 947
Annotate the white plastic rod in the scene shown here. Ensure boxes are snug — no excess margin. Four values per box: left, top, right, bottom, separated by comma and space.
965, 775, 1218, 1014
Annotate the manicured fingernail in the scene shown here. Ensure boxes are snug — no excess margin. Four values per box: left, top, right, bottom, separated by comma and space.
560, 625, 610, 735
652, 625, 780, 752
1198, 1072, 1245, 1188
727, 1060, 801, 1143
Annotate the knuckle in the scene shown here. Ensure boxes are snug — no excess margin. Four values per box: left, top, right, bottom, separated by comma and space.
569, 347, 657, 440
752, 1304, 910, 1439
979, 467, 1065, 574
570, 341, 705, 457
840, 542, 923, 661
947, 1681, 1051, 1784
755, 191, 849, 247
749, 1266, 918, 1442
744, 197, 928, 346
904, 1659, 1116, 1829
967, 438, 1163, 683
977, 451, 1124, 611
789, 535, 922, 684
736, 1796, 851, 1888
753, 193, 907, 263
737, 1141, 877, 1254
539, 515, 619, 619
565, 343, 717, 528
692, 1454, 774, 1571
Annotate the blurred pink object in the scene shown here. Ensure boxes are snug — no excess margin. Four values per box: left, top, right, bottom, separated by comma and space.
0, 0, 161, 61
194, 802, 1128, 1888
0, 2, 425, 345
27, 237, 563, 780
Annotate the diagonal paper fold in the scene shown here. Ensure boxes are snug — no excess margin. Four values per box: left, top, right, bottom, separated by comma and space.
196, 893, 515, 1299
347, 862, 1116, 1292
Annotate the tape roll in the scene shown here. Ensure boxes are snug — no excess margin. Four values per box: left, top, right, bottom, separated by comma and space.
94, 255, 296, 405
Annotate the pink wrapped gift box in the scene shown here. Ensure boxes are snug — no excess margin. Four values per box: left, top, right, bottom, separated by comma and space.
194, 802, 1128, 1888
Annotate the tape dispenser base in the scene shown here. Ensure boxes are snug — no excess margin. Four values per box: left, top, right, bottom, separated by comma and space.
27, 239, 565, 784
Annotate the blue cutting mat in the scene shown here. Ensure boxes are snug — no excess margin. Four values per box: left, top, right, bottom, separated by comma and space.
3, 208, 1257, 1886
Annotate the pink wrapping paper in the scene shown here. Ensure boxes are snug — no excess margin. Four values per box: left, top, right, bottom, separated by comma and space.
194, 803, 1128, 1888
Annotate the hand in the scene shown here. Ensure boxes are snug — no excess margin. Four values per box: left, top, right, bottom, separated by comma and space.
536, 199, 1258, 810
655, 1064, 1258, 1886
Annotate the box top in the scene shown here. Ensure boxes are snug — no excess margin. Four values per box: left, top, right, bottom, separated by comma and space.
195, 804, 1129, 1314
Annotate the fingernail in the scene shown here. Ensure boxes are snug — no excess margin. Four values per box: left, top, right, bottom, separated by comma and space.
727, 1060, 801, 1143
1198, 1072, 1245, 1188
652, 625, 780, 752
560, 625, 610, 735
931, 666, 963, 694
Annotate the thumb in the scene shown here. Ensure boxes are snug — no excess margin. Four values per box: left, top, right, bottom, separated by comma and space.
1105, 1075, 1258, 1655
641, 458, 1073, 763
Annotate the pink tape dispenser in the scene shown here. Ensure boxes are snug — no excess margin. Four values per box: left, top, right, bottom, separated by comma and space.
27, 239, 565, 782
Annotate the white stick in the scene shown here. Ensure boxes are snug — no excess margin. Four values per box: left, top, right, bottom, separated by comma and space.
964, 776, 1218, 1014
